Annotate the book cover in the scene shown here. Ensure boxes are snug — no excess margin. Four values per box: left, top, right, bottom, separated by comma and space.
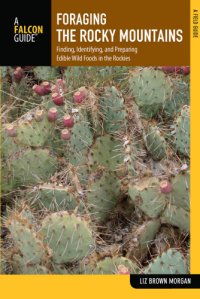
0, 0, 199, 298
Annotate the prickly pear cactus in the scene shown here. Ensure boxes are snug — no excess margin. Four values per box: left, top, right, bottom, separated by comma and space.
92, 257, 138, 274
129, 68, 172, 118
144, 125, 166, 160
100, 86, 127, 134
64, 66, 129, 90
1, 66, 190, 275
87, 171, 121, 222
163, 78, 190, 118
128, 171, 190, 232
4, 210, 48, 274
41, 212, 94, 264
67, 120, 93, 152
1, 128, 21, 159
15, 113, 54, 147
128, 177, 166, 218
175, 105, 190, 157
88, 135, 123, 172
169, 172, 190, 210
143, 249, 188, 274
8, 149, 58, 187
29, 184, 80, 212
34, 66, 60, 81
12, 255, 50, 274
161, 204, 190, 233
125, 219, 161, 261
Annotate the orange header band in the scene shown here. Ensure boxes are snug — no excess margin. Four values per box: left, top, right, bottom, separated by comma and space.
52, 0, 190, 66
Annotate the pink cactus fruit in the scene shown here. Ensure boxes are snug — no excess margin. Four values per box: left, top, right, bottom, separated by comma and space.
174, 66, 182, 73
161, 66, 181, 74
34, 109, 45, 122
13, 67, 24, 82
51, 84, 59, 94
73, 91, 83, 104
41, 81, 51, 94
51, 79, 67, 94
117, 265, 130, 275
52, 93, 64, 106
63, 115, 74, 128
73, 87, 88, 104
160, 180, 172, 194
161, 66, 190, 75
61, 129, 71, 140
33, 82, 51, 96
48, 107, 58, 122
56, 79, 66, 90
181, 66, 190, 75
160, 66, 175, 73
32, 84, 46, 96
6, 124, 17, 137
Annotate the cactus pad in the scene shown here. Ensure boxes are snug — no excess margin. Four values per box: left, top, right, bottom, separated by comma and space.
12, 255, 49, 274
163, 79, 190, 118
170, 172, 190, 210
34, 67, 60, 81
68, 121, 93, 152
175, 105, 190, 157
100, 86, 127, 133
143, 249, 187, 274
41, 212, 94, 264
6, 214, 46, 265
92, 257, 138, 274
88, 135, 123, 172
87, 171, 121, 222
144, 125, 166, 160
126, 220, 161, 261
161, 204, 190, 232
129, 178, 166, 218
129, 68, 172, 118
8, 149, 58, 186
30, 184, 79, 212
16, 116, 53, 147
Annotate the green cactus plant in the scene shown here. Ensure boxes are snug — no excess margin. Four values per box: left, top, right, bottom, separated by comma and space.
144, 125, 166, 160
143, 248, 188, 274
41, 211, 95, 264
161, 204, 190, 233
33, 66, 60, 81
5, 211, 48, 273
29, 184, 80, 212
125, 219, 161, 261
0, 66, 190, 275
87, 171, 121, 222
8, 148, 58, 187
100, 86, 127, 134
175, 105, 190, 157
88, 135, 123, 173
64, 66, 129, 90
128, 171, 190, 232
92, 257, 138, 274
163, 78, 190, 118
67, 121, 93, 153
1, 128, 21, 159
129, 68, 173, 118
128, 177, 166, 218
16, 113, 54, 147
12, 255, 50, 274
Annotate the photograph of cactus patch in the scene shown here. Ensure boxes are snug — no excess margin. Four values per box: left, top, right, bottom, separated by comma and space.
0, 66, 190, 274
